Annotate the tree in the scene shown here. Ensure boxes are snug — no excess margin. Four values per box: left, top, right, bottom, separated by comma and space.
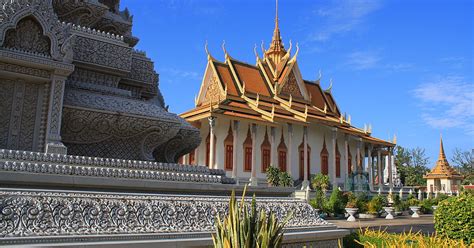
451, 148, 473, 184
394, 146, 430, 186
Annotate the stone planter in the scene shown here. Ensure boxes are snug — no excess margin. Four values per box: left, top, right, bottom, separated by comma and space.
384, 207, 395, 219
345, 208, 358, 222
409, 206, 421, 218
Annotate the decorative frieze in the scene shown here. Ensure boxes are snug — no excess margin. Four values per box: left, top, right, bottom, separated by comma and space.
72, 35, 132, 71
0, 62, 50, 79
0, 189, 328, 241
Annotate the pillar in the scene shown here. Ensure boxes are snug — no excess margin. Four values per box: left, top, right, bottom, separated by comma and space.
270, 126, 276, 167
232, 120, 239, 182
388, 147, 393, 189
377, 149, 382, 187
368, 145, 373, 191
45, 76, 67, 154
331, 128, 337, 187
344, 135, 349, 177
208, 116, 216, 169
287, 123, 293, 177
356, 139, 362, 173
302, 126, 309, 189
250, 123, 258, 186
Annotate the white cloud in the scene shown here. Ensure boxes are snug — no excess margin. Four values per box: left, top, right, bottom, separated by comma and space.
310, 0, 382, 42
413, 76, 474, 134
345, 51, 381, 70
160, 68, 201, 85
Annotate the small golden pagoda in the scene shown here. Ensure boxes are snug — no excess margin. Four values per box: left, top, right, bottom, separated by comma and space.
424, 136, 463, 193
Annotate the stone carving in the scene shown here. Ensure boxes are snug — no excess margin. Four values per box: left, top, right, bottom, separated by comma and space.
0, 190, 327, 242
0, 81, 14, 148
52, 0, 108, 28
0, 62, 50, 79
72, 35, 132, 71
3, 17, 51, 56
0, 0, 73, 62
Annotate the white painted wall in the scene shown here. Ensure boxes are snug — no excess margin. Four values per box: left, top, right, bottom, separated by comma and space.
189, 117, 372, 184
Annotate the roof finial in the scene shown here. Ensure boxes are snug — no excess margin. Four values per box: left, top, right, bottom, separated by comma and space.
439, 134, 446, 160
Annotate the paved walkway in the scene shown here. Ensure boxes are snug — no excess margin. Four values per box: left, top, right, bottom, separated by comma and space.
328, 215, 435, 234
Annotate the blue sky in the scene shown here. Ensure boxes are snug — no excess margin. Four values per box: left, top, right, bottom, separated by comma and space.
121, 0, 473, 167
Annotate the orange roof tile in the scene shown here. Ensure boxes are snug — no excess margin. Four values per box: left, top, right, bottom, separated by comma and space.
214, 62, 238, 96
304, 81, 326, 110
231, 60, 271, 97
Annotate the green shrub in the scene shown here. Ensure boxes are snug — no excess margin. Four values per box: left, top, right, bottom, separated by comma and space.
310, 188, 328, 213
213, 186, 292, 248
355, 192, 368, 213
326, 187, 345, 215
345, 192, 358, 208
311, 173, 330, 191
434, 193, 474, 244
278, 171, 293, 187
367, 195, 386, 214
265, 167, 293, 187
266, 166, 280, 186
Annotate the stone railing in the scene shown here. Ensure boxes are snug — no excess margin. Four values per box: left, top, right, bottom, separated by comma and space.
0, 149, 230, 184
0, 189, 329, 245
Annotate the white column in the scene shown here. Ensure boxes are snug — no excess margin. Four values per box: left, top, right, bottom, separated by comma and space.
368, 145, 373, 191
287, 123, 293, 177
270, 126, 276, 167
331, 128, 337, 187
250, 124, 258, 186
232, 120, 239, 182
388, 147, 393, 189
356, 139, 362, 173
208, 116, 216, 169
377, 148, 382, 187
302, 126, 309, 189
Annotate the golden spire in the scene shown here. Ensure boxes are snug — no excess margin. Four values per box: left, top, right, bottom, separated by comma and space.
265, 0, 286, 65
438, 134, 447, 161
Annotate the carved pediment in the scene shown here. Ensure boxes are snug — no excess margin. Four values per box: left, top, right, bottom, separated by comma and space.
3, 17, 51, 56
0, 0, 73, 62
280, 71, 303, 98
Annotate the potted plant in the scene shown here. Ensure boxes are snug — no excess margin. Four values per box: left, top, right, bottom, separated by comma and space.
407, 197, 421, 218
345, 194, 358, 222
383, 206, 395, 219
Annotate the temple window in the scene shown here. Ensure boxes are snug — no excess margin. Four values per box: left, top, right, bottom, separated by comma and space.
298, 139, 311, 180
243, 126, 252, 172
320, 138, 329, 175
189, 149, 196, 165
348, 145, 352, 174
261, 128, 271, 172
277, 132, 287, 172
335, 143, 341, 178
224, 124, 233, 171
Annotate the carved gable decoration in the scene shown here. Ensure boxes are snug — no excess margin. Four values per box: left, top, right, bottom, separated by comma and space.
280, 71, 303, 98
197, 65, 223, 106
0, 0, 73, 62
3, 17, 51, 56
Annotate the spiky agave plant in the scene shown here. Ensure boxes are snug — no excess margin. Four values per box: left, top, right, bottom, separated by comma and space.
212, 186, 292, 248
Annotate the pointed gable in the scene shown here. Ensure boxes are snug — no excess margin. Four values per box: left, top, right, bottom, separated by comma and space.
196, 61, 224, 106
280, 70, 303, 98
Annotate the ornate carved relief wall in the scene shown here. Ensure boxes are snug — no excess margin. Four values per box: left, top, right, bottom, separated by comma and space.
0, 79, 47, 152
3, 17, 51, 56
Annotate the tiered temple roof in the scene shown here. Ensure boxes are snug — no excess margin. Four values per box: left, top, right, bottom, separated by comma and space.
180, 6, 393, 147
424, 136, 463, 179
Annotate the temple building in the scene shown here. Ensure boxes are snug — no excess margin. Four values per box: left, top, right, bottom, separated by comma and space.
424, 136, 463, 193
180, 4, 396, 189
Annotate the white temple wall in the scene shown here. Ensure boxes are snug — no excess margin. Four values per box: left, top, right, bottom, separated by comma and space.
193, 117, 368, 184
